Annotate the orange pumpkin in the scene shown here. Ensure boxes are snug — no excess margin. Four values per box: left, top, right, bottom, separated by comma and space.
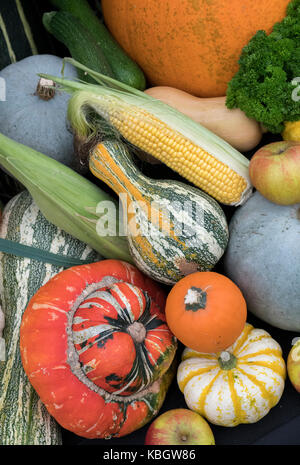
101, 0, 290, 97
165, 271, 247, 353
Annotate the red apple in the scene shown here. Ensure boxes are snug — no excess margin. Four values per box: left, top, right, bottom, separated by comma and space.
249, 141, 300, 205
144, 408, 215, 445
287, 338, 300, 393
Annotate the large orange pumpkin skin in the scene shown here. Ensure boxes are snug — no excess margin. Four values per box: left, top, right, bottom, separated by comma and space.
101, 0, 290, 97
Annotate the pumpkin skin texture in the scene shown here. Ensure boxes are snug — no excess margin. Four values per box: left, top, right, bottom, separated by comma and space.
224, 191, 300, 331
0, 55, 77, 167
20, 259, 177, 439
177, 323, 286, 427
165, 271, 247, 353
101, 0, 291, 97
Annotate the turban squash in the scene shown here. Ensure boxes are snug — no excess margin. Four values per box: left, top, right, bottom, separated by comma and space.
101, 0, 291, 97
20, 259, 177, 439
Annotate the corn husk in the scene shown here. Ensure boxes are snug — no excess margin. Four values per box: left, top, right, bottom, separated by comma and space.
0, 132, 132, 262
40, 58, 253, 206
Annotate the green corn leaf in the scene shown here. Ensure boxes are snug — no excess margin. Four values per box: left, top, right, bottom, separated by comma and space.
0, 132, 132, 263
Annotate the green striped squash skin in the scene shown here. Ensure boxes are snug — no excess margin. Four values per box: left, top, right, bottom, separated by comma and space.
0, 190, 100, 445
90, 141, 229, 285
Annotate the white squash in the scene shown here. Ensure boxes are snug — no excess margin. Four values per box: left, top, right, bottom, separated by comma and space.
177, 323, 286, 427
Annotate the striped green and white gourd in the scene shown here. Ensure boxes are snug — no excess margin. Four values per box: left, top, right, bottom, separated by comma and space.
0, 190, 100, 445
89, 140, 229, 284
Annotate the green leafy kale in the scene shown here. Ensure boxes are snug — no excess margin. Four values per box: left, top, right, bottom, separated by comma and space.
226, 0, 300, 134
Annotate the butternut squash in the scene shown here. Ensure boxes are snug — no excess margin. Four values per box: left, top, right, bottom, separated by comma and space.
144, 87, 263, 153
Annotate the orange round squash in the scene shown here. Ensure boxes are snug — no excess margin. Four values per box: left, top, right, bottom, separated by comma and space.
165, 271, 247, 353
101, 0, 291, 97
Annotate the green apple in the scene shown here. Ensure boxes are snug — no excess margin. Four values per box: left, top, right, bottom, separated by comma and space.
144, 408, 215, 445
249, 141, 300, 205
287, 338, 300, 393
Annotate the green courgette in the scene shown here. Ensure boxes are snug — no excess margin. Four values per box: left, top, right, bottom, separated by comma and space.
49, 0, 146, 90
43, 11, 114, 84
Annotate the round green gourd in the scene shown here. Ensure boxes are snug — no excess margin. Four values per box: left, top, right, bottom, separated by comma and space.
0, 55, 77, 167
224, 191, 300, 331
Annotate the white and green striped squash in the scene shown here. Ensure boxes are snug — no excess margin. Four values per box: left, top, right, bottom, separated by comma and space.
89, 140, 229, 285
0, 190, 100, 445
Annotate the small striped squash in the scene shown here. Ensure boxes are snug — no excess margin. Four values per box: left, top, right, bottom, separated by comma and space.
20, 259, 177, 439
177, 323, 286, 427
0, 190, 100, 445
90, 140, 229, 284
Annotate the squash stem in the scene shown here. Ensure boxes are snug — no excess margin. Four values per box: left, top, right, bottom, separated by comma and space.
184, 286, 211, 312
218, 351, 237, 370
35, 78, 56, 101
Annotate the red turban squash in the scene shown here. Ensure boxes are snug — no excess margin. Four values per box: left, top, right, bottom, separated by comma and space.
20, 259, 177, 439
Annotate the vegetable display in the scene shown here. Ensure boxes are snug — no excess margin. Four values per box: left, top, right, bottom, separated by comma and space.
177, 323, 286, 427
20, 259, 177, 439
224, 191, 300, 331
45, 60, 253, 207
101, 0, 290, 97
165, 271, 247, 353
0, 55, 77, 167
226, 0, 300, 134
89, 140, 229, 284
0, 132, 132, 262
0, 0, 300, 447
144, 87, 263, 152
0, 190, 99, 445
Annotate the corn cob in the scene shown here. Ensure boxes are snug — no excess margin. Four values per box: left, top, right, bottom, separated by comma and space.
109, 106, 248, 205
41, 59, 253, 206
0, 132, 132, 263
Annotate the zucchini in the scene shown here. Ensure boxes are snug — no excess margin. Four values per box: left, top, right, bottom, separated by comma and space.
43, 11, 114, 84
49, 0, 146, 90
0, 190, 100, 445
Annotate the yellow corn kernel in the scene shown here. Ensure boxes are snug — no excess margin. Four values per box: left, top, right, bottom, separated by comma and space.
110, 107, 248, 205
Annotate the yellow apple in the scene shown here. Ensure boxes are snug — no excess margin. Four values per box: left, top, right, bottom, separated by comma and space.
249, 141, 300, 205
144, 408, 215, 445
287, 338, 300, 393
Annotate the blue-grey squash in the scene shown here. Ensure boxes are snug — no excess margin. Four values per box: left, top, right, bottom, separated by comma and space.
224, 191, 300, 331
0, 54, 77, 167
